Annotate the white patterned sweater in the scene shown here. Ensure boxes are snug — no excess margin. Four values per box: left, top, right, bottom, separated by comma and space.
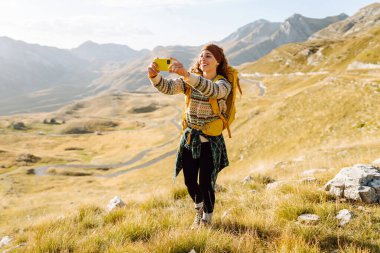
149, 73, 231, 128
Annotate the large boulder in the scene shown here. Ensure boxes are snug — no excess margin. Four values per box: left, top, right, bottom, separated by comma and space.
324, 164, 380, 203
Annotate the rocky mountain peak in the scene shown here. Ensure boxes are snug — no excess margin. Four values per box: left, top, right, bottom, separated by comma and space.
311, 3, 380, 40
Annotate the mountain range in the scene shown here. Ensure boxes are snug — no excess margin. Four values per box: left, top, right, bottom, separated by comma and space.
1, 4, 379, 115
220, 13, 348, 65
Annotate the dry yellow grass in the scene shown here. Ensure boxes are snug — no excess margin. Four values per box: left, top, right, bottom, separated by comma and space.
1, 29, 380, 251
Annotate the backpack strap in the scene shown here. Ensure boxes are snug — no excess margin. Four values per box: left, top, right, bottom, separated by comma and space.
209, 75, 232, 138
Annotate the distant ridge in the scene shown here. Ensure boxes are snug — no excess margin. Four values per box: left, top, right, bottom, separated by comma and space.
311, 3, 380, 40
71, 41, 149, 63
219, 13, 348, 65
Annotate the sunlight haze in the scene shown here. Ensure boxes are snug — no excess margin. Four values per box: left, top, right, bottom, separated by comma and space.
0, 0, 377, 50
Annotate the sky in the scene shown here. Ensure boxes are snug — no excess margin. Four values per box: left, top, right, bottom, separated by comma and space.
0, 0, 377, 50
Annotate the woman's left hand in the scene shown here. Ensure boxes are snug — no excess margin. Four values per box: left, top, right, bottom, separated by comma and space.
169, 57, 189, 79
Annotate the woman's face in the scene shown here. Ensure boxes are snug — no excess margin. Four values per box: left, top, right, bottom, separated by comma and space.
199, 50, 219, 72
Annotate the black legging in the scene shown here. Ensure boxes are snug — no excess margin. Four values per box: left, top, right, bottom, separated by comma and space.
182, 142, 215, 213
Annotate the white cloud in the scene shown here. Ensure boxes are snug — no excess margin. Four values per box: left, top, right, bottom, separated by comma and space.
1, 15, 154, 37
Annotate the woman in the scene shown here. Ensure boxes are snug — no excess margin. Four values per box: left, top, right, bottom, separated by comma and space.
147, 44, 231, 229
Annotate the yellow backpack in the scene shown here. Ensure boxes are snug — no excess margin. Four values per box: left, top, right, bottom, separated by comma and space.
182, 66, 242, 138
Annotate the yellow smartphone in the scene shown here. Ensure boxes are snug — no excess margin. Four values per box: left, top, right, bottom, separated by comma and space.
153, 58, 172, 71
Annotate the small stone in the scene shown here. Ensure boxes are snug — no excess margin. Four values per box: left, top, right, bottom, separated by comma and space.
248, 189, 257, 194
189, 249, 197, 253
107, 196, 125, 211
37, 131, 45, 135
0, 236, 12, 247
336, 209, 354, 226
372, 158, 380, 165
297, 214, 320, 225
94, 131, 103, 135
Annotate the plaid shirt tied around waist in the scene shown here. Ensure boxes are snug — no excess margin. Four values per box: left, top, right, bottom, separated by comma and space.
174, 127, 229, 189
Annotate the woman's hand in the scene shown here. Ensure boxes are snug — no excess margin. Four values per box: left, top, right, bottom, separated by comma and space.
169, 57, 190, 79
148, 61, 159, 78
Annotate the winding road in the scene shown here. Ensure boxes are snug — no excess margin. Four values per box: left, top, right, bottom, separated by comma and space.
33, 107, 182, 177
31, 76, 265, 178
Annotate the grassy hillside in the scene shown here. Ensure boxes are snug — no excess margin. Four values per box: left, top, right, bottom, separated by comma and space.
240, 26, 380, 75
1, 29, 380, 252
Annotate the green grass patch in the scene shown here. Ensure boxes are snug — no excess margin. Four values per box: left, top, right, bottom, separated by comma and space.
140, 195, 171, 210
103, 209, 127, 224
171, 186, 188, 200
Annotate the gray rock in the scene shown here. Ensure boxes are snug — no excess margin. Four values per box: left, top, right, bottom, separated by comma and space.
368, 179, 380, 192
372, 158, 380, 165
0, 236, 12, 247
297, 214, 320, 224
324, 164, 380, 203
107, 196, 125, 211
336, 209, 354, 226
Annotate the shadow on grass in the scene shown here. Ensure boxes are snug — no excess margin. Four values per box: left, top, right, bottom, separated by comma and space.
318, 234, 380, 252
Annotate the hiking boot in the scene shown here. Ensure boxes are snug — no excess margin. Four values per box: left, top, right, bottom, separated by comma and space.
190, 206, 203, 230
